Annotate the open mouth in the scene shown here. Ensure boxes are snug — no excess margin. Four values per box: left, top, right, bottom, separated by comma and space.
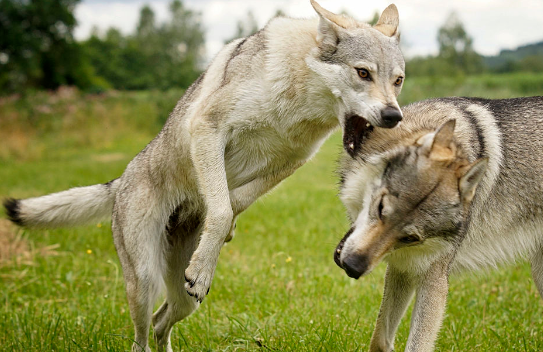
343, 115, 374, 157
334, 239, 345, 268
334, 227, 354, 269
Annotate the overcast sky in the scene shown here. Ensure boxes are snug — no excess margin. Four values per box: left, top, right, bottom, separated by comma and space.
75, 0, 543, 62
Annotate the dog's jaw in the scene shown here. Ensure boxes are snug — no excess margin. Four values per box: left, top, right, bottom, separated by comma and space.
343, 115, 375, 157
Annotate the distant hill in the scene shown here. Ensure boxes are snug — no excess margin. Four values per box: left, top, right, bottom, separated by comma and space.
484, 41, 543, 70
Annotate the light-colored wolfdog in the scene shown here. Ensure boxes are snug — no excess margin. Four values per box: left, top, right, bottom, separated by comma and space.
336, 96, 543, 352
4, 1, 406, 351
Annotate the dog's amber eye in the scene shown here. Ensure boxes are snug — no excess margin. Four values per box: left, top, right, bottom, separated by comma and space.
394, 77, 404, 86
399, 235, 419, 244
357, 68, 370, 80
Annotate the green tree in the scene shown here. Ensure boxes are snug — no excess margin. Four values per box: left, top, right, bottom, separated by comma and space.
137, 5, 156, 39
157, 0, 205, 89
437, 12, 483, 74
84, 28, 128, 89
368, 11, 380, 26
518, 55, 543, 73
0, 0, 96, 93
82, 0, 205, 90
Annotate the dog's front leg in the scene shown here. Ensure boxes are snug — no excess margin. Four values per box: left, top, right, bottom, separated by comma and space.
405, 255, 453, 352
370, 265, 417, 352
184, 126, 233, 302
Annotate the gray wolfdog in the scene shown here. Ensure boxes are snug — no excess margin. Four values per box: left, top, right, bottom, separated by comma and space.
335, 96, 543, 351
4, 1, 406, 351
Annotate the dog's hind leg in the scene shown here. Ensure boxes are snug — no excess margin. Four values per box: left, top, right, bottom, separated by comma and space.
112, 188, 169, 352
530, 245, 543, 299
153, 213, 202, 352
224, 216, 237, 243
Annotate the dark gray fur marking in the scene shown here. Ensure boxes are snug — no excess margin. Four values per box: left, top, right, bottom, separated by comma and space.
104, 178, 119, 191
221, 29, 266, 86
166, 205, 202, 246
462, 106, 486, 159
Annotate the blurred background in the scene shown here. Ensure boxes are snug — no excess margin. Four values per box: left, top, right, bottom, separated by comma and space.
2, 0, 542, 160
1, 2, 543, 350
2, 0, 543, 94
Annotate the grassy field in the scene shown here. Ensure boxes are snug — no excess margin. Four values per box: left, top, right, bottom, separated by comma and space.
1, 75, 543, 351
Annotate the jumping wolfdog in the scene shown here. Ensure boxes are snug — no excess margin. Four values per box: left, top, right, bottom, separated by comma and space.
335, 96, 543, 352
4, 1, 406, 351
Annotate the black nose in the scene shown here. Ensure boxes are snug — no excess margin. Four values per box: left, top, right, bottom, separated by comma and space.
342, 254, 369, 279
380, 107, 402, 128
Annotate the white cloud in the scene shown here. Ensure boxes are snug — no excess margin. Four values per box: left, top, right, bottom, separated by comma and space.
75, 0, 543, 62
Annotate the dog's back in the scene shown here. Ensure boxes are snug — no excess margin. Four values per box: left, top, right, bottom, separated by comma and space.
443, 97, 543, 271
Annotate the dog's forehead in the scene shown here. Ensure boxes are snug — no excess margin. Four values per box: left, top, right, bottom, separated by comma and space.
338, 29, 404, 68
384, 148, 441, 194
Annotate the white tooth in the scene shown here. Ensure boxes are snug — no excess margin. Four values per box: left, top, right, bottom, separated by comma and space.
336, 249, 341, 254
349, 142, 354, 150
366, 123, 371, 128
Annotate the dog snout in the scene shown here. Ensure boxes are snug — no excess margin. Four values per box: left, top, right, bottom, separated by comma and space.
341, 253, 369, 279
380, 106, 402, 128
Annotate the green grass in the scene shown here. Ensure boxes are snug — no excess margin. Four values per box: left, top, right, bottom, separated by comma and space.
1, 77, 543, 351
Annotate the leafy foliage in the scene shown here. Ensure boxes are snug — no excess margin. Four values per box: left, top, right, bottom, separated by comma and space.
0, 0, 204, 94
485, 41, 543, 73
408, 12, 543, 78
1, 1, 542, 94
408, 12, 483, 77
436, 12, 483, 74
82, 0, 205, 91
0, 0, 98, 93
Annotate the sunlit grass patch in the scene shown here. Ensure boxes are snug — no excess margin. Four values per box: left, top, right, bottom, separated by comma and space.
1, 83, 542, 350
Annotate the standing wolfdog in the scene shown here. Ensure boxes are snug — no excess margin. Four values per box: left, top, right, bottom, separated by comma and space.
336, 96, 543, 352
4, 1, 406, 351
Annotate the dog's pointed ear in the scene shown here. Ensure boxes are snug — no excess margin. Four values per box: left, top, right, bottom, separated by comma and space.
417, 120, 456, 161
373, 4, 400, 40
458, 158, 488, 204
311, 0, 347, 49
429, 119, 456, 161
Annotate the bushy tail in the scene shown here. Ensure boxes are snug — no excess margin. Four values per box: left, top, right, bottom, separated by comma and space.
3, 178, 120, 229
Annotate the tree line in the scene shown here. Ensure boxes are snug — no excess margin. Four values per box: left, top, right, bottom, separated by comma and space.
0, 0, 204, 94
0, 0, 541, 95
407, 12, 543, 77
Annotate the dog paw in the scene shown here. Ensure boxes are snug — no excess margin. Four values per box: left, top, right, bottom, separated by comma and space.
184, 260, 215, 302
